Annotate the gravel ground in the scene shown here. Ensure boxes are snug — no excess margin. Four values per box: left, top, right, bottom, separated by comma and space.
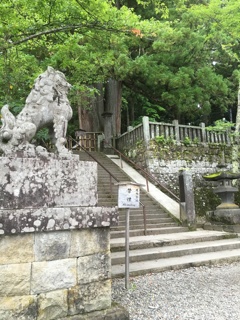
112, 262, 240, 320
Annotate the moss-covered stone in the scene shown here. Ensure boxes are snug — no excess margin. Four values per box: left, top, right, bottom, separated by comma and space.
121, 139, 234, 220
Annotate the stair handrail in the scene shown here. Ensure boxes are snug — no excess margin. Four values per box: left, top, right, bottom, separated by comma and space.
71, 138, 147, 235
103, 140, 180, 203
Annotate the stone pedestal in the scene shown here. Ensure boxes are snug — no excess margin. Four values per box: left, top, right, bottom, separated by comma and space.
0, 156, 128, 320
203, 171, 240, 232
207, 208, 240, 225
179, 170, 196, 230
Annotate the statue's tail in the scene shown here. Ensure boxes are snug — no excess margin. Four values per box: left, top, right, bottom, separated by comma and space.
0, 105, 16, 142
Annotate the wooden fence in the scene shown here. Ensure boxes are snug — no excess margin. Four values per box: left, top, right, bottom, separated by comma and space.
67, 132, 103, 151
116, 117, 232, 151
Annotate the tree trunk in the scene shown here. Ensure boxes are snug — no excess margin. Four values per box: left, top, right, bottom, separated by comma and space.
91, 83, 105, 132
235, 81, 240, 133
232, 80, 240, 173
76, 80, 122, 137
104, 79, 122, 136
76, 84, 105, 132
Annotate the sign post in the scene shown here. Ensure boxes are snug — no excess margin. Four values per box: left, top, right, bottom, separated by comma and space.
125, 208, 130, 289
116, 182, 142, 289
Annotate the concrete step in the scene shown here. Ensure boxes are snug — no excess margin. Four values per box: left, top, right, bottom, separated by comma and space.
112, 247, 240, 278
97, 199, 118, 203
110, 226, 188, 238
98, 174, 127, 178
111, 223, 178, 231
111, 230, 240, 277
111, 238, 240, 265
98, 201, 117, 206
110, 229, 237, 251
117, 218, 173, 225
119, 211, 173, 221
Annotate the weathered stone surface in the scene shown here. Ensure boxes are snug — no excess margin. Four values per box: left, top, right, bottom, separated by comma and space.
38, 289, 68, 320
34, 231, 71, 261
68, 280, 111, 315
179, 170, 196, 229
77, 253, 111, 284
0, 157, 97, 210
0, 206, 118, 235
209, 208, 240, 224
60, 303, 129, 320
31, 258, 76, 294
0, 67, 72, 157
0, 295, 37, 320
70, 228, 110, 257
0, 233, 34, 264
0, 263, 31, 296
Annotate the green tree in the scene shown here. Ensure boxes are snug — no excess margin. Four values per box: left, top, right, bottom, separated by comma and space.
123, 0, 240, 125
0, 0, 145, 134
1, 0, 240, 135
186, 0, 240, 172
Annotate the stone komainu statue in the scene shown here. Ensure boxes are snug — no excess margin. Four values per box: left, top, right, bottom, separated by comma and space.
0, 66, 73, 157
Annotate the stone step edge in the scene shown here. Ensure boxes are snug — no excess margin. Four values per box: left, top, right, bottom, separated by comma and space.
110, 228, 187, 239
110, 231, 238, 251
111, 223, 178, 228
117, 218, 173, 222
111, 248, 240, 278
114, 220, 178, 224
111, 226, 186, 234
112, 225, 178, 231
111, 238, 240, 264
111, 225, 179, 232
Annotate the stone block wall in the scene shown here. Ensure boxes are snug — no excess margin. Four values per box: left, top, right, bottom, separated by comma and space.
124, 141, 234, 217
0, 228, 111, 320
0, 228, 111, 319
127, 142, 232, 190
0, 156, 124, 319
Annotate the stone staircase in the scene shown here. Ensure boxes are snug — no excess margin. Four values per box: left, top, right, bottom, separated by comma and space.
79, 151, 187, 237
78, 151, 240, 278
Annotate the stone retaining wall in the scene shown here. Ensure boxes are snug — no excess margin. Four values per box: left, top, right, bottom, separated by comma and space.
0, 156, 127, 319
124, 141, 234, 217
0, 228, 111, 319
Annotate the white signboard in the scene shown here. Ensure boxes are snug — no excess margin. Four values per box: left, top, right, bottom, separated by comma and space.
118, 184, 140, 208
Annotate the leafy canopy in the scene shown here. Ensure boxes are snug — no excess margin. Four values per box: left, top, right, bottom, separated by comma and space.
0, 0, 240, 130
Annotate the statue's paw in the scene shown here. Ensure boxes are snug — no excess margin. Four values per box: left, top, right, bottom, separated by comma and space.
36, 146, 49, 158
58, 150, 72, 159
1, 130, 12, 142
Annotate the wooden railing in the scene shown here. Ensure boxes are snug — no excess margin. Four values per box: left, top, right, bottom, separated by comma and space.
116, 123, 144, 152
67, 132, 103, 151
116, 117, 232, 150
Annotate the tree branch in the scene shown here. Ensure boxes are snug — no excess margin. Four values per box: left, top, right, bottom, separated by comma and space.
3, 23, 127, 49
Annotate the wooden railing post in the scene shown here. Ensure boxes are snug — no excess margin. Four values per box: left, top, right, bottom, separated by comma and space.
142, 116, 150, 146
172, 120, 180, 143
200, 122, 206, 143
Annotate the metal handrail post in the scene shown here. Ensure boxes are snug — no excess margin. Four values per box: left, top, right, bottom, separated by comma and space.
145, 176, 149, 193
110, 175, 113, 198
142, 202, 147, 235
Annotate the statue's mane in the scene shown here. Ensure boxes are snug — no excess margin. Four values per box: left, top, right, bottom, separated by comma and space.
0, 67, 72, 157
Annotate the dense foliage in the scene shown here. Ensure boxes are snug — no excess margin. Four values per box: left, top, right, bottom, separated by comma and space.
0, 0, 240, 134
